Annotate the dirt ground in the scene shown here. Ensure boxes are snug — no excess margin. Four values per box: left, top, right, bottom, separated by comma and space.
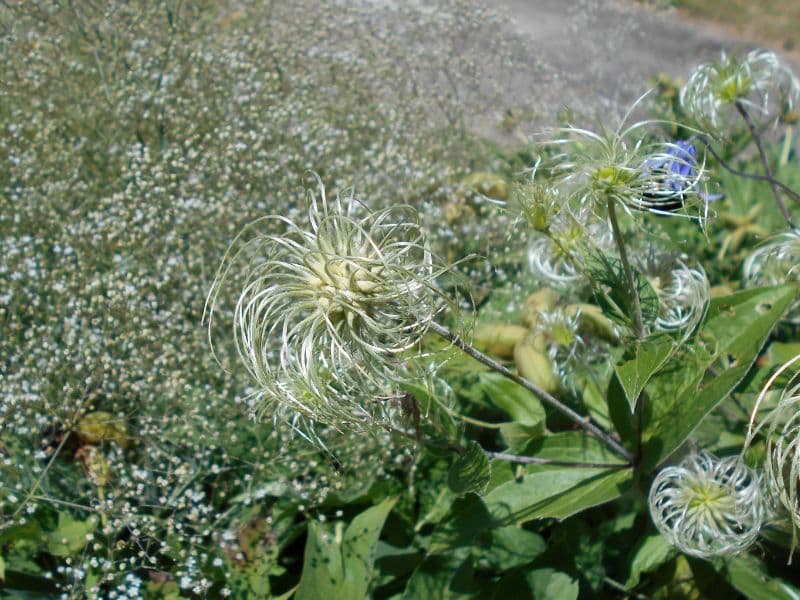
487, 0, 798, 135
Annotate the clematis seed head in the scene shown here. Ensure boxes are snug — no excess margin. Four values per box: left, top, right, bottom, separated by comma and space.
649, 452, 764, 559
205, 175, 454, 433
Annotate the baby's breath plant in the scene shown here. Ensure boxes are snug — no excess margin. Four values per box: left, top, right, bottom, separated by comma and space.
0, 0, 516, 594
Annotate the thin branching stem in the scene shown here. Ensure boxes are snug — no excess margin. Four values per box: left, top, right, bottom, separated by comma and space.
387, 421, 629, 468
700, 138, 800, 208
606, 196, 645, 339
485, 451, 631, 469
735, 100, 796, 228
428, 321, 634, 462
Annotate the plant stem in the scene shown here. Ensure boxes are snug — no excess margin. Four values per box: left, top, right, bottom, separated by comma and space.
700, 139, 800, 207
385, 422, 628, 469
428, 321, 634, 462
606, 196, 645, 339
484, 451, 630, 469
779, 125, 793, 167
735, 100, 795, 228
547, 227, 627, 320
603, 198, 647, 465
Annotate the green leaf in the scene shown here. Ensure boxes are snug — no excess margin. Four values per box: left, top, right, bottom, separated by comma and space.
641, 286, 795, 470
499, 421, 546, 452
429, 494, 494, 555
586, 252, 659, 327
614, 334, 675, 412
431, 433, 631, 555
582, 362, 616, 429
46, 513, 98, 557
525, 568, 579, 600
766, 341, 800, 367
479, 372, 547, 451
0, 555, 5, 583
522, 432, 627, 465
476, 526, 546, 571
484, 466, 632, 525
479, 372, 546, 425
447, 441, 491, 496
714, 555, 800, 600
430, 467, 631, 555
401, 552, 476, 600
295, 497, 397, 600
743, 340, 800, 393
624, 534, 676, 590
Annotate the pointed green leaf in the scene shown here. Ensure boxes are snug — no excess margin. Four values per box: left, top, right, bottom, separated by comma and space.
295, 497, 397, 600
401, 552, 475, 600
46, 513, 98, 557
476, 527, 546, 571
624, 534, 676, 590
479, 372, 546, 425
522, 432, 627, 465
525, 568, 579, 600
714, 555, 800, 600
615, 334, 675, 412
429, 494, 494, 555
488, 433, 632, 522
499, 421, 547, 452
447, 441, 491, 496
641, 286, 795, 470
483, 466, 632, 525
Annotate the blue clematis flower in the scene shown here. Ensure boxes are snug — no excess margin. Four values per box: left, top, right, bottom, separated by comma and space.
639, 139, 722, 214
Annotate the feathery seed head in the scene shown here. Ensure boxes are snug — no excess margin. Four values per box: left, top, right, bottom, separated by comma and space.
649, 452, 765, 558
553, 103, 709, 220
510, 178, 563, 233
206, 176, 452, 431
743, 230, 800, 322
527, 212, 614, 292
764, 382, 800, 539
636, 250, 710, 334
680, 50, 800, 137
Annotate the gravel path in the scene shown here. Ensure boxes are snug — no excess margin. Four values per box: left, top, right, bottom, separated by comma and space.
486, 0, 795, 133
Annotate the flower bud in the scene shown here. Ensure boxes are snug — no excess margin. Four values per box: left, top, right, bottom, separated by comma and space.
564, 303, 619, 344
514, 338, 560, 394
520, 288, 560, 328
473, 323, 529, 359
